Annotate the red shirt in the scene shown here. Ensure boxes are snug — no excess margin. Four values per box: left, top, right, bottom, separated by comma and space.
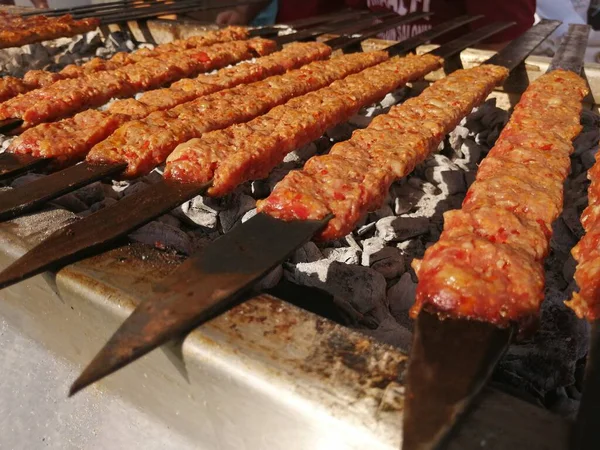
277, 0, 536, 44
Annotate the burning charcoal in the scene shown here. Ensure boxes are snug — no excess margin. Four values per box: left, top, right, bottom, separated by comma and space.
10, 173, 46, 188
550, 217, 578, 256
129, 221, 193, 255
448, 125, 470, 152
370, 204, 394, 221
356, 221, 376, 237
459, 140, 483, 166
81, 197, 118, 216
581, 148, 598, 170
51, 193, 89, 213
326, 123, 353, 142
581, 109, 600, 127
219, 193, 256, 233
322, 247, 361, 265
424, 167, 466, 195
284, 142, 319, 164
464, 171, 477, 189
376, 216, 430, 242
267, 167, 291, 191
241, 208, 258, 223
289, 259, 388, 328
562, 256, 577, 284
407, 177, 439, 195
361, 236, 385, 266
390, 183, 422, 215
254, 265, 283, 291
291, 241, 322, 264
73, 181, 105, 206
122, 181, 149, 197
573, 129, 599, 156
496, 288, 590, 404
157, 214, 181, 228
362, 315, 413, 351
562, 206, 585, 239
371, 248, 405, 279
387, 272, 417, 321
175, 195, 220, 230
101, 183, 122, 200
250, 180, 270, 199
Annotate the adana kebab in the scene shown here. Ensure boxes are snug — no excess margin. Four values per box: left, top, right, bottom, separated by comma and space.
0, 37, 277, 131
0, 13, 470, 218
3, 12, 421, 165
402, 24, 588, 450
0, 13, 99, 49
0, 9, 395, 101
567, 154, 600, 321
64, 22, 560, 397
411, 70, 587, 327
0, 26, 249, 103
0, 11, 418, 132
566, 27, 600, 446
0, 22, 511, 293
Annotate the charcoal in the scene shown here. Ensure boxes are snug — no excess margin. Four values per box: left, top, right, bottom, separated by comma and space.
424, 167, 466, 195
50, 193, 89, 213
322, 247, 361, 265
73, 181, 105, 206
241, 208, 258, 223
387, 272, 417, 327
175, 195, 220, 230
10, 173, 46, 188
371, 249, 405, 279
581, 148, 598, 170
289, 260, 388, 328
122, 181, 149, 197
292, 242, 322, 264
573, 129, 600, 155
129, 221, 193, 255
254, 265, 283, 291
362, 315, 413, 351
219, 193, 256, 233
376, 216, 430, 242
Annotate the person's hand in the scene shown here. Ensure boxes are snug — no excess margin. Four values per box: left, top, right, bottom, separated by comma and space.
216, 9, 249, 25
31, 0, 48, 8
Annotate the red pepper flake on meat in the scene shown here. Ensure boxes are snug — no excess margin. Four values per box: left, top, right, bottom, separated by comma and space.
410, 70, 588, 329
258, 64, 509, 241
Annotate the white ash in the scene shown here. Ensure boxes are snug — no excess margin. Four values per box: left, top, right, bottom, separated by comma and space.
0, 30, 150, 78
2, 82, 597, 417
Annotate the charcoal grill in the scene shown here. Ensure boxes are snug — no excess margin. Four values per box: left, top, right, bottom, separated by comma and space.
2, 11, 598, 447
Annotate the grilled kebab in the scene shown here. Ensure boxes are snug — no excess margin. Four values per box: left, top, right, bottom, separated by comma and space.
256, 64, 509, 239
8, 41, 333, 166
0, 12, 99, 48
0, 26, 249, 102
409, 70, 588, 330
0, 37, 277, 130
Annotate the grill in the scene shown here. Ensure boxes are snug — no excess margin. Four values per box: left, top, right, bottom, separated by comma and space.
0, 8, 596, 449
